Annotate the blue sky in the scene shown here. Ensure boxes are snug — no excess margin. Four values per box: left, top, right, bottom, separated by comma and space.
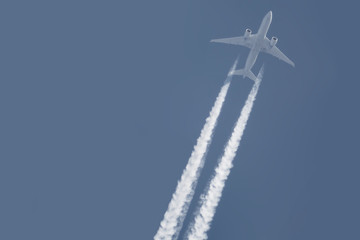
0, 0, 359, 239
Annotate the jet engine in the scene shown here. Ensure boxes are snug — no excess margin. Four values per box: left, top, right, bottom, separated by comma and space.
244, 28, 252, 38
270, 36, 278, 47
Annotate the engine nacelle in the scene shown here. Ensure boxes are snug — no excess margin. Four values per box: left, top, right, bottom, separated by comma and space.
244, 28, 252, 38
270, 36, 278, 47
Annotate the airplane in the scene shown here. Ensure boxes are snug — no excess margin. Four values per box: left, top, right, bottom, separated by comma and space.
211, 11, 294, 81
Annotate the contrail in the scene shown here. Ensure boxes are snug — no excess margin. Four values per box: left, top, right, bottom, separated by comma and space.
154, 59, 239, 240
186, 66, 264, 240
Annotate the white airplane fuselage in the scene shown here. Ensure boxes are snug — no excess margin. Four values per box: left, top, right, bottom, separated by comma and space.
212, 11, 294, 80
243, 11, 272, 76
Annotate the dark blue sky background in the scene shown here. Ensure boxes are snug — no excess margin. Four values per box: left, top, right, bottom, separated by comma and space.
0, 0, 359, 239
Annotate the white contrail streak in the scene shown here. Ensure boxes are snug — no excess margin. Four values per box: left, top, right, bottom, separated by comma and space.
154, 59, 239, 240
186, 66, 264, 240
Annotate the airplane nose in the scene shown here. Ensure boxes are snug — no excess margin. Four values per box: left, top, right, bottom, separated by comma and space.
268, 11, 272, 17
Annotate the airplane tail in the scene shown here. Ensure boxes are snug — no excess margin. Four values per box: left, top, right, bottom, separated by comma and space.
230, 68, 257, 81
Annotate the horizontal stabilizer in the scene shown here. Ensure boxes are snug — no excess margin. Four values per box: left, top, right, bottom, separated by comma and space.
230, 69, 257, 81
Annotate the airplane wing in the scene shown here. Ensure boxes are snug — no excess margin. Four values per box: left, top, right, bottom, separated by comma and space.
210, 35, 256, 49
262, 37, 295, 67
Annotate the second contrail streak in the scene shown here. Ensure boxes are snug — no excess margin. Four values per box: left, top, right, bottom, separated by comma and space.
154, 59, 238, 240
186, 66, 264, 240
